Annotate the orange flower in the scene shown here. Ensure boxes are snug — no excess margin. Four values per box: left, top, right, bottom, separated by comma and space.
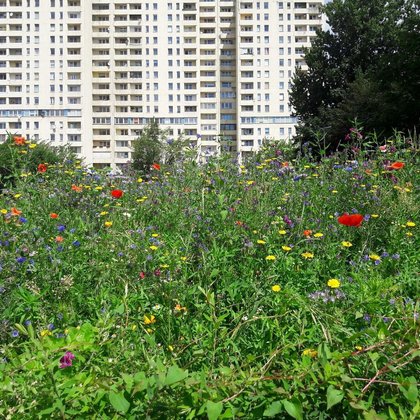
151, 163, 161, 171
13, 136, 25, 146
55, 236, 64, 243
303, 229, 312, 237
387, 161, 404, 170
282, 162, 289, 167
71, 184, 83, 192
37, 163, 48, 173
50, 213, 59, 219
11, 207, 22, 216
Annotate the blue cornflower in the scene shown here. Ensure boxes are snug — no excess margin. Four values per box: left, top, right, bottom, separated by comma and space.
19, 217, 28, 223
11, 330, 19, 338
16, 257, 27, 264
57, 225, 66, 232
72, 240, 80, 247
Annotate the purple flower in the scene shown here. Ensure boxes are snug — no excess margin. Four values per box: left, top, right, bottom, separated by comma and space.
11, 330, 19, 338
16, 257, 27, 264
57, 225, 66, 232
59, 351, 75, 369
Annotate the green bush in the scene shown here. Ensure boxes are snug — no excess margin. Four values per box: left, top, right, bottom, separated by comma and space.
0, 133, 72, 189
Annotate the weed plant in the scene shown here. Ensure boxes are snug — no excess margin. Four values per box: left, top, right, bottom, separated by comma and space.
0, 133, 418, 419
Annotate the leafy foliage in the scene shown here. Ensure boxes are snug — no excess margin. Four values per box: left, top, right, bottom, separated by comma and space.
290, 0, 420, 152
0, 132, 419, 418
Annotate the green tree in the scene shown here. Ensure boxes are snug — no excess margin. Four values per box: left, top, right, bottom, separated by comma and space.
131, 119, 168, 174
290, 0, 420, 152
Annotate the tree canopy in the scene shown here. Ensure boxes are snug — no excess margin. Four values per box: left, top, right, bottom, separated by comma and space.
290, 0, 420, 152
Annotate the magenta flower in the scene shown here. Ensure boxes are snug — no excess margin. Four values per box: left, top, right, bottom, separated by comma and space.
59, 351, 75, 369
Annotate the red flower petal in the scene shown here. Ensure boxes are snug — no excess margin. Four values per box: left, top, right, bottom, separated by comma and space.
111, 189, 123, 199
337, 213, 363, 227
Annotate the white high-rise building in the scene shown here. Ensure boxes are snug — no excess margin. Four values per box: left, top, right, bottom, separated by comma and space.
0, 1, 323, 168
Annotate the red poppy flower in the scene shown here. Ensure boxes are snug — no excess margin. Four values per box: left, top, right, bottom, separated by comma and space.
50, 213, 59, 219
13, 136, 25, 146
337, 213, 364, 227
387, 161, 404, 171
37, 163, 48, 173
151, 163, 161, 171
303, 229, 312, 236
111, 189, 123, 199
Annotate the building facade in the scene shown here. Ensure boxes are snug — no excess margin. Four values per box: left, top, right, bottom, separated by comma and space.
0, 0, 323, 168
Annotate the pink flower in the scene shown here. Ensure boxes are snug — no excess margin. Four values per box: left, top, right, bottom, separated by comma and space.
59, 351, 75, 369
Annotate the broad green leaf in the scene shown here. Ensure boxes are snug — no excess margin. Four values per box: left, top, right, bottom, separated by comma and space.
165, 365, 188, 386
263, 401, 282, 417
109, 391, 130, 413
327, 385, 344, 410
282, 399, 303, 420
206, 401, 223, 420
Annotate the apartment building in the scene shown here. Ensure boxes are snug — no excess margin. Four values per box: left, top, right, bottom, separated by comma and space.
0, 1, 323, 168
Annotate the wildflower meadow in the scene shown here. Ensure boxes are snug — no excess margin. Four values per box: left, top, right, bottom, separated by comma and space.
0, 133, 419, 419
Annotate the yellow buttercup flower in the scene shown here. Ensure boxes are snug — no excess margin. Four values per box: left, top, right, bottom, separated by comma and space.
327, 278, 341, 288
257, 240, 266, 245
313, 232, 324, 238
144, 315, 156, 325
341, 241, 352, 247
369, 254, 381, 261
150, 245, 158, 251
265, 255, 276, 261
278, 230, 287, 235
406, 221, 416, 227
302, 348, 317, 358
282, 246, 292, 252
104, 221, 113, 228
371, 214, 379, 218
272, 284, 281, 292
301, 252, 314, 259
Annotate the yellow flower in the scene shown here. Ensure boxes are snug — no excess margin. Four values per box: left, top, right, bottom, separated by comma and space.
257, 239, 266, 244
150, 245, 158, 251
14, 194, 21, 199
100, 211, 108, 216
272, 284, 281, 292
152, 233, 159, 237
341, 241, 352, 247
180, 256, 187, 261
406, 221, 416, 227
327, 278, 341, 288
144, 315, 156, 325
104, 221, 113, 228
369, 254, 381, 261
161, 264, 169, 268
406, 232, 413, 237
246, 180, 255, 185
137, 177, 143, 183
95, 186, 103, 191
168, 345, 174, 352
371, 214, 379, 218
265, 255, 276, 261
313, 232, 324, 238
302, 348, 317, 358
278, 230, 287, 235
332, 190, 338, 194
301, 252, 314, 259
0, 209, 7, 214
29, 143, 37, 149
40, 329, 52, 337
282, 246, 292, 252
355, 345, 363, 351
